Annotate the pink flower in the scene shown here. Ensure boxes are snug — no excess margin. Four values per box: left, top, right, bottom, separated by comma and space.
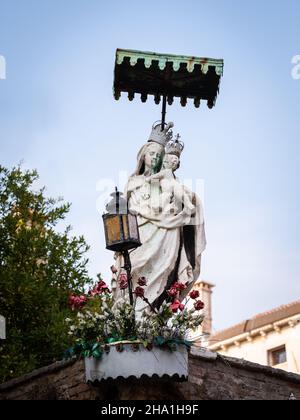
68, 294, 87, 310
189, 290, 200, 300
167, 287, 178, 298
137, 276, 147, 287
194, 300, 205, 311
173, 282, 187, 291
134, 287, 145, 298
170, 299, 185, 313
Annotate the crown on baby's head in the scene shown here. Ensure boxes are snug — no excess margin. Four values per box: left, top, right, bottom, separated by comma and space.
165, 134, 185, 158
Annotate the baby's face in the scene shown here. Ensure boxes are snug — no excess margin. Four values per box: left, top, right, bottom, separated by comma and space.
163, 154, 179, 170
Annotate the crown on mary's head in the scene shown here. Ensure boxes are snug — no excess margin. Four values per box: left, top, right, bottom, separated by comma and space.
165, 134, 185, 158
148, 121, 174, 147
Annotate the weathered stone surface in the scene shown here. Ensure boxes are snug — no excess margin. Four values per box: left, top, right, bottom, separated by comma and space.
1, 350, 300, 400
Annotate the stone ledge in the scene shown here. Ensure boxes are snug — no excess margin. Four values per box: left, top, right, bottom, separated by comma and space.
0, 358, 77, 392
190, 349, 300, 385
1, 350, 300, 400
190, 346, 218, 361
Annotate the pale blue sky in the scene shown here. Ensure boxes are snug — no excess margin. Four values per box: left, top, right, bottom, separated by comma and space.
0, 0, 299, 331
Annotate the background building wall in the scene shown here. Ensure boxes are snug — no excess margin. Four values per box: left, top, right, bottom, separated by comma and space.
213, 323, 300, 374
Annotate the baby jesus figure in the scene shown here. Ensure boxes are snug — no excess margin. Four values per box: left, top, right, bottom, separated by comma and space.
145, 136, 195, 216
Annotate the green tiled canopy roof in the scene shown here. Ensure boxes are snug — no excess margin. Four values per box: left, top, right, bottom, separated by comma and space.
114, 49, 224, 109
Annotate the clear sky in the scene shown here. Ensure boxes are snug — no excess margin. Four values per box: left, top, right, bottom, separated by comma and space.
0, 0, 299, 332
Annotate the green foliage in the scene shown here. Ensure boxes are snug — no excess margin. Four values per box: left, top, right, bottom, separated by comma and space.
0, 165, 92, 382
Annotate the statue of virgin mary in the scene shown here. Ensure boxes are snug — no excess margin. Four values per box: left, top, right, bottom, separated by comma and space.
112, 121, 206, 311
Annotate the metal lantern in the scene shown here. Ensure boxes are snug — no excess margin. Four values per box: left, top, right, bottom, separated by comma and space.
103, 188, 141, 305
102, 188, 141, 252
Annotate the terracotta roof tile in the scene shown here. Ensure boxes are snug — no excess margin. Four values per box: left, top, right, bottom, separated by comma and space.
210, 300, 300, 345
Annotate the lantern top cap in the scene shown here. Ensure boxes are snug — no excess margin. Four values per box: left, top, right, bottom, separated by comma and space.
105, 187, 128, 215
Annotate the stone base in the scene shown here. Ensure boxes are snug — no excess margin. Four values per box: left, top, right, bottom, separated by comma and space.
85, 343, 188, 383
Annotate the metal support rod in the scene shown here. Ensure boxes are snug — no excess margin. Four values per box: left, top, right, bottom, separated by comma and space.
161, 95, 167, 131
122, 250, 134, 306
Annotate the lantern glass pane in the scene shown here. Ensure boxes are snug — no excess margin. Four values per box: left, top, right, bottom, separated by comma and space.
105, 215, 121, 244
128, 214, 139, 240
122, 215, 129, 240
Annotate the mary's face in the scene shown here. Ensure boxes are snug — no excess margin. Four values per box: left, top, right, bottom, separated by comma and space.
144, 143, 163, 173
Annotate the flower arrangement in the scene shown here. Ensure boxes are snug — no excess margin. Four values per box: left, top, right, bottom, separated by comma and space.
65, 272, 205, 360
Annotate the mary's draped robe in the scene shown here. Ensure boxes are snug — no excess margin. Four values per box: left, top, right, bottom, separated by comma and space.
112, 172, 206, 312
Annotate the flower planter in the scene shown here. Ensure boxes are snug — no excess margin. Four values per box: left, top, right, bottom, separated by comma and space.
85, 342, 188, 383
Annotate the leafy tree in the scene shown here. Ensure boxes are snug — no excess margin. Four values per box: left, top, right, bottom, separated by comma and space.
0, 165, 92, 382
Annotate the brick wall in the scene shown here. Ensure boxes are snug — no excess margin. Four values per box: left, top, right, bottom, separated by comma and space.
1, 348, 300, 400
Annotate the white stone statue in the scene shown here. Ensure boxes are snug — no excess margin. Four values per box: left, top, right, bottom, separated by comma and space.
112, 121, 206, 312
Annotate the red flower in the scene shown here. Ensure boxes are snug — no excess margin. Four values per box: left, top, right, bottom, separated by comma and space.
189, 290, 200, 300
119, 273, 128, 290
167, 287, 178, 298
97, 281, 109, 292
134, 287, 145, 298
194, 300, 205, 311
173, 282, 187, 291
119, 273, 127, 282
90, 280, 110, 296
137, 276, 147, 287
120, 279, 128, 290
170, 299, 185, 313
68, 294, 87, 310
